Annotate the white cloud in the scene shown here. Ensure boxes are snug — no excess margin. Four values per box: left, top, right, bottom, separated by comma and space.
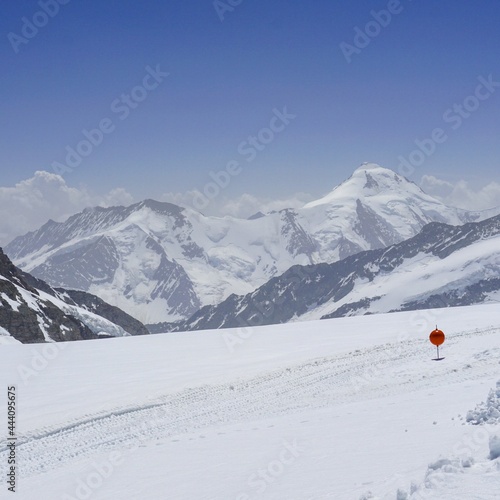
160, 190, 207, 211
160, 190, 314, 219
100, 187, 135, 207
420, 175, 500, 211
0, 171, 134, 246
218, 192, 314, 219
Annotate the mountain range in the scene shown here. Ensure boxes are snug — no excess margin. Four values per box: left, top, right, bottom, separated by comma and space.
5, 164, 498, 326
168, 214, 500, 331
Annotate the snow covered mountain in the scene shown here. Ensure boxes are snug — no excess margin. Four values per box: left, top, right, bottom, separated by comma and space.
170, 214, 500, 331
5, 164, 497, 324
0, 248, 149, 343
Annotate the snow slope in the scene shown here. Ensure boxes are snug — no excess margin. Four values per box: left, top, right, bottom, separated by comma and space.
7, 164, 497, 324
1, 303, 499, 499
308, 226, 500, 320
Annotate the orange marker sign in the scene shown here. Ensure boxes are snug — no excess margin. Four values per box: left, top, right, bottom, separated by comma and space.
429, 329, 445, 346
429, 327, 445, 360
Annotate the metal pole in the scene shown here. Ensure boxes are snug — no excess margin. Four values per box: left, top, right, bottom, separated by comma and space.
437, 345, 439, 359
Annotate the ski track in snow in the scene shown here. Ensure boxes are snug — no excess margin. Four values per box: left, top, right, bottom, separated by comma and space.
1, 326, 498, 479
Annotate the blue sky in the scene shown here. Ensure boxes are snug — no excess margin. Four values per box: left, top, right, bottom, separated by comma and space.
0, 0, 499, 237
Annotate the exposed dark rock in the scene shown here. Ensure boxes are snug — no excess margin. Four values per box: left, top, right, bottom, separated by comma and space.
0, 248, 97, 343
0, 248, 150, 343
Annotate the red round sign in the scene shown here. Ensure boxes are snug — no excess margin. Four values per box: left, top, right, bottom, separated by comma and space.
429, 329, 445, 346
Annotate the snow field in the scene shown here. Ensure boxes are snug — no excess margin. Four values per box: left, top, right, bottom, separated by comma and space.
1, 303, 500, 499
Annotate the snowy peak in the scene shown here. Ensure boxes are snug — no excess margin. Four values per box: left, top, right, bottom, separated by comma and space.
300, 164, 468, 255
137, 198, 186, 216
305, 163, 430, 207
354, 165, 411, 195
7, 199, 192, 265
